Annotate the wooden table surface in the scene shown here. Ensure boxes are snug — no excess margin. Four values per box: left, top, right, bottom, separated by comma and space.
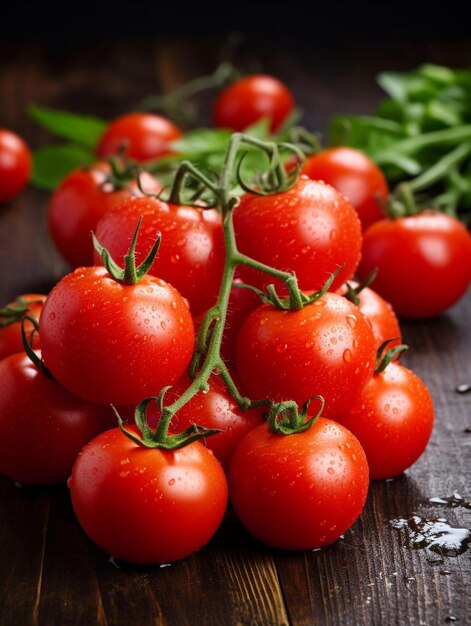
1, 36, 470, 626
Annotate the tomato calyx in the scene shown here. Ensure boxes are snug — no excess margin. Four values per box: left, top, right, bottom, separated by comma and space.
0, 296, 43, 328
268, 396, 325, 436
92, 217, 161, 285
375, 338, 409, 375
114, 389, 221, 451
342, 269, 378, 306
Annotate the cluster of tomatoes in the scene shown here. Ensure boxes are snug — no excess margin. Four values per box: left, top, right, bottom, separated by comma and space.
1, 74, 471, 565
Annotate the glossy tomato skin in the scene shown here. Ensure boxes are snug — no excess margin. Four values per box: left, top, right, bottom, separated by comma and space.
338, 282, 401, 353
213, 74, 295, 132
335, 362, 434, 479
229, 418, 369, 549
234, 177, 362, 294
39, 267, 195, 405
0, 294, 46, 360
0, 129, 31, 202
97, 113, 182, 162
69, 426, 228, 563
48, 163, 161, 268
94, 197, 225, 315
0, 351, 114, 485
302, 148, 388, 231
235, 293, 376, 419
358, 211, 471, 319
167, 374, 264, 471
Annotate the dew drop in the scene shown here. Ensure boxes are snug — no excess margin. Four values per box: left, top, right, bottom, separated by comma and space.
171, 301, 177, 310
168, 478, 175, 486
346, 314, 357, 328
276, 344, 288, 353
343, 349, 352, 363
119, 471, 130, 478
48, 312, 56, 321
160, 320, 167, 330
327, 467, 335, 475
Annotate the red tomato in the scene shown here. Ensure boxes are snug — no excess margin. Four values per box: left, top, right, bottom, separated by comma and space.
94, 197, 225, 315
97, 113, 182, 162
0, 129, 31, 202
338, 282, 401, 352
235, 293, 376, 419
213, 74, 295, 132
234, 177, 362, 294
166, 374, 264, 471
48, 163, 161, 268
358, 211, 471, 319
302, 148, 388, 231
0, 351, 114, 485
0, 294, 46, 360
335, 362, 434, 479
69, 426, 228, 563
229, 418, 369, 549
39, 267, 195, 405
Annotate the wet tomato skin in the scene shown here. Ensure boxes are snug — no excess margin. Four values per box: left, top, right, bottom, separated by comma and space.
0, 129, 31, 202
69, 426, 228, 564
335, 362, 434, 479
39, 267, 195, 406
0, 351, 114, 485
235, 292, 376, 419
229, 418, 369, 549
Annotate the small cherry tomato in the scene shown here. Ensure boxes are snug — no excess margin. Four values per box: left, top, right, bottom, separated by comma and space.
0, 294, 46, 360
69, 426, 228, 564
235, 293, 376, 419
213, 74, 295, 132
39, 267, 195, 405
97, 113, 182, 162
229, 418, 369, 549
0, 128, 31, 202
358, 211, 471, 319
234, 177, 362, 294
0, 351, 114, 485
301, 148, 388, 231
335, 361, 434, 479
48, 163, 161, 268
94, 196, 225, 315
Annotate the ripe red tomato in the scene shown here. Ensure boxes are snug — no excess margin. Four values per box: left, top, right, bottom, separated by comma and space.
213, 75, 295, 132
235, 293, 376, 419
39, 267, 195, 405
69, 426, 228, 563
48, 163, 161, 268
97, 113, 182, 162
167, 374, 264, 471
229, 418, 369, 549
94, 197, 225, 314
0, 129, 31, 202
358, 211, 471, 319
234, 177, 362, 294
338, 282, 401, 353
0, 351, 114, 485
335, 362, 434, 479
0, 294, 46, 360
301, 148, 388, 231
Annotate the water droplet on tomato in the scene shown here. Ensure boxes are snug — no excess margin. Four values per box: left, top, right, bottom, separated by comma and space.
119, 471, 130, 478
277, 344, 288, 353
48, 312, 56, 321
330, 229, 337, 241
160, 320, 167, 330
343, 349, 352, 363
168, 478, 175, 486
327, 467, 335, 475
346, 314, 357, 328
171, 301, 177, 309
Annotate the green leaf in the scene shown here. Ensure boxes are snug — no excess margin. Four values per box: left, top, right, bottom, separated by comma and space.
32, 144, 95, 191
242, 116, 272, 139
171, 128, 232, 154
28, 105, 107, 149
377, 71, 415, 102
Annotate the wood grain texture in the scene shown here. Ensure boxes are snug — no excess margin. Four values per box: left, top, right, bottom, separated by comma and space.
0, 37, 470, 626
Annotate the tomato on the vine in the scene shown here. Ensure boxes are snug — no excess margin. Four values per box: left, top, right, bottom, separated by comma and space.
335, 361, 434, 479
301, 147, 388, 231
358, 211, 471, 319
0, 129, 31, 202
213, 75, 295, 132
39, 267, 195, 405
69, 426, 228, 563
94, 196, 225, 315
97, 113, 182, 162
48, 163, 161, 268
0, 294, 46, 360
166, 374, 264, 471
0, 351, 114, 485
234, 177, 362, 294
229, 418, 369, 549
235, 292, 376, 419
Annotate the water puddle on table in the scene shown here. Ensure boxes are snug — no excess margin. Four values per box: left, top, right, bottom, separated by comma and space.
389, 515, 470, 557
428, 491, 471, 509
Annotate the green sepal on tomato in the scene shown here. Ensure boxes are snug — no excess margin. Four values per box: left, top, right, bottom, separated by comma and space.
69, 425, 228, 564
